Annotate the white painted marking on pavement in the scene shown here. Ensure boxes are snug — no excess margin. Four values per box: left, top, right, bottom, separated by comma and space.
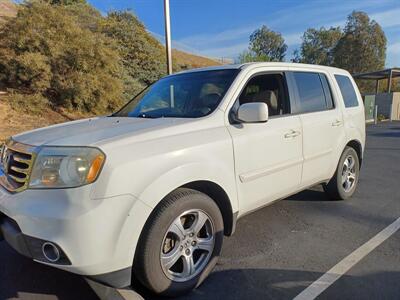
294, 217, 400, 300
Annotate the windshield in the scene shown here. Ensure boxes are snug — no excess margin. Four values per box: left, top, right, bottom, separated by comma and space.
114, 69, 239, 119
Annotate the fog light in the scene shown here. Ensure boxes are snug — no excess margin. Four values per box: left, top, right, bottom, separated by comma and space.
42, 242, 61, 263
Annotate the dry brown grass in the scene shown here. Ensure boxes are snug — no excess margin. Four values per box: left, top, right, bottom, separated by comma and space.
173, 49, 222, 69
0, 0, 17, 21
0, 96, 87, 143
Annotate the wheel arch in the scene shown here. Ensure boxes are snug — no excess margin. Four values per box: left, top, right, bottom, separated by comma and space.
138, 180, 237, 244
136, 161, 238, 236
181, 181, 237, 236
346, 139, 363, 167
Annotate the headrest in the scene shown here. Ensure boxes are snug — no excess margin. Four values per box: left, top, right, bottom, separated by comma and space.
252, 90, 278, 106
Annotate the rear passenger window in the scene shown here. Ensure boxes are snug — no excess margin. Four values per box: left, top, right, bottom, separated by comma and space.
335, 75, 359, 108
292, 72, 331, 113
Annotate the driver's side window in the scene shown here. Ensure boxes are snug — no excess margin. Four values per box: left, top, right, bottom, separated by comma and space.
238, 73, 290, 117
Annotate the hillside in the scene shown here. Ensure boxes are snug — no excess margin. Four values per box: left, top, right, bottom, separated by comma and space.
173, 49, 221, 68
0, 0, 16, 20
0, 1, 220, 69
0, 91, 96, 142
0, 99, 73, 142
0, 1, 222, 142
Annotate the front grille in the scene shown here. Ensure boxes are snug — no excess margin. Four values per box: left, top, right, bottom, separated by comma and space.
0, 140, 36, 193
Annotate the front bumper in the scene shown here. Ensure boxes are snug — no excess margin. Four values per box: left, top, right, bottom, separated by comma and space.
0, 185, 153, 288
0, 212, 30, 256
0, 212, 71, 264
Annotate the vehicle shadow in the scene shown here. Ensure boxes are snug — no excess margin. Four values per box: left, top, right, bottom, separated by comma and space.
0, 242, 98, 300
284, 185, 330, 202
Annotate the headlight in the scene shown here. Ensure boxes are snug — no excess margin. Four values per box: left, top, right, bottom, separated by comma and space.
29, 147, 105, 189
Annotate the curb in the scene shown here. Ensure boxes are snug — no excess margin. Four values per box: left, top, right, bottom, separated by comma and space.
86, 279, 145, 300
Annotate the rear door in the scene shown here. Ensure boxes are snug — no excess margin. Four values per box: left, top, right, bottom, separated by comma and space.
288, 71, 346, 187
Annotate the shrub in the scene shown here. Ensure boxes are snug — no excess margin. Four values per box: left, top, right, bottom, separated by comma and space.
11, 52, 51, 93
7, 91, 49, 116
378, 114, 386, 122
101, 11, 166, 100
0, 1, 173, 114
0, 1, 124, 114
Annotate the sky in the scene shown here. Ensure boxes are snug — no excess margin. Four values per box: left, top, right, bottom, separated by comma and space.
88, 0, 400, 67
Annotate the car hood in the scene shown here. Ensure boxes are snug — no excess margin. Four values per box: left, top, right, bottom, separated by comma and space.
12, 116, 196, 147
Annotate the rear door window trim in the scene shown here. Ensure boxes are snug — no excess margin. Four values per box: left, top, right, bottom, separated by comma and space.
287, 71, 337, 116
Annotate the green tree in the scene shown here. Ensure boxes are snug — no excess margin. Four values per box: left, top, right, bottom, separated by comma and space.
248, 25, 287, 62
333, 11, 386, 74
101, 11, 166, 100
294, 27, 342, 65
238, 50, 269, 63
0, 1, 124, 114
47, 0, 86, 6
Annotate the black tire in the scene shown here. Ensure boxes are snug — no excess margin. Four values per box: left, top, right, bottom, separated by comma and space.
133, 188, 224, 297
323, 146, 360, 200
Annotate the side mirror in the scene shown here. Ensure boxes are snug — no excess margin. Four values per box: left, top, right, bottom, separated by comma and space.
237, 102, 269, 123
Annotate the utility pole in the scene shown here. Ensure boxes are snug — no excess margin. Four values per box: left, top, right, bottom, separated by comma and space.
164, 0, 172, 75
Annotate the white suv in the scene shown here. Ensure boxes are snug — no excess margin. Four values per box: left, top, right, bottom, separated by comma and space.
0, 63, 365, 296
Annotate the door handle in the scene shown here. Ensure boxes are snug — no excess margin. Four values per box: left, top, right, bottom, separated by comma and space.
284, 130, 301, 138
332, 119, 342, 127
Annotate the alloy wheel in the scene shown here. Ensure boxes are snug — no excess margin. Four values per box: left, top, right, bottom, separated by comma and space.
342, 155, 357, 192
160, 209, 215, 282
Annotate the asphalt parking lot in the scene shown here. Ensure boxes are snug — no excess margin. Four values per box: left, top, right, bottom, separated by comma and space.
1, 122, 400, 300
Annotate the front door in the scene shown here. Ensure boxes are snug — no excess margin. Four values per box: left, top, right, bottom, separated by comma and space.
227, 72, 303, 214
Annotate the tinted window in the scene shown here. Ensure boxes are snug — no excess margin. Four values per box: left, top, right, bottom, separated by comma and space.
238, 73, 290, 116
293, 72, 328, 113
335, 75, 359, 108
115, 69, 239, 119
320, 74, 334, 109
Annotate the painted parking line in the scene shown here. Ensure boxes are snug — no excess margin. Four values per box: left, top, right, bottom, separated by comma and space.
294, 216, 400, 300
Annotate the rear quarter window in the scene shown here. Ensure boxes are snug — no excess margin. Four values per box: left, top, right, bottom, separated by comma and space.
335, 75, 359, 108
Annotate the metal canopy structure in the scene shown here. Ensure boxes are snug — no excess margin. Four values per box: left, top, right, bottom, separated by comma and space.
353, 68, 400, 93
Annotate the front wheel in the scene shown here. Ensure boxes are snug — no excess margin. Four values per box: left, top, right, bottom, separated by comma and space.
323, 146, 360, 200
133, 188, 224, 297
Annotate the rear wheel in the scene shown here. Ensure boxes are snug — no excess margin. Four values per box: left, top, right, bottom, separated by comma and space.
133, 188, 224, 297
323, 146, 360, 200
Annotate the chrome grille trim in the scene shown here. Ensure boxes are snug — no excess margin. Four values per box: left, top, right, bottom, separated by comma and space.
13, 155, 31, 164
8, 174, 26, 184
0, 139, 37, 193
10, 165, 29, 175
